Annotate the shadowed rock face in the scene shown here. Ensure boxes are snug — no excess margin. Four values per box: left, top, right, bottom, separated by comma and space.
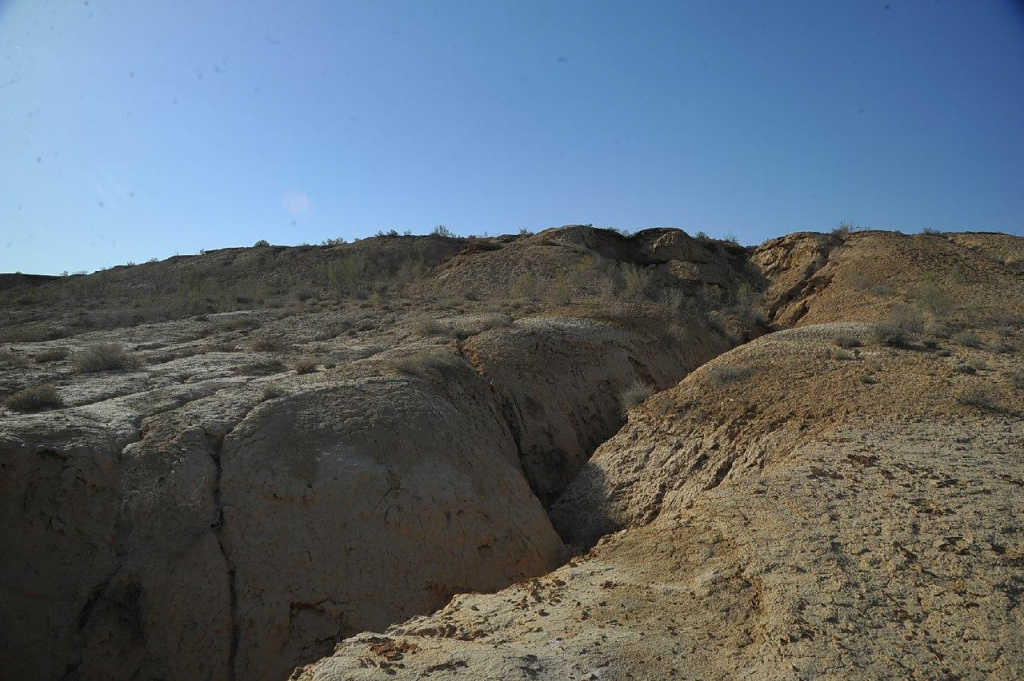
1, 227, 759, 680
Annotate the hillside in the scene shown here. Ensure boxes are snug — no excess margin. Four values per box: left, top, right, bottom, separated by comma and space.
1, 227, 1022, 680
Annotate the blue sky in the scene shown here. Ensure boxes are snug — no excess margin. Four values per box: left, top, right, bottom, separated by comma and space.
2, 0, 1023, 274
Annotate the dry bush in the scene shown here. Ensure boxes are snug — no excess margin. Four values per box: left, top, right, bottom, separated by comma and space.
870, 306, 924, 347
4, 384, 64, 412
75, 343, 142, 373
833, 335, 862, 349
260, 384, 287, 401
620, 264, 653, 300
34, 347, 69, 363
218, 316, 262, 332
829, 347, 855, 360
956, 384, 999, 411
619, 379, 655, 412
915, 280, 954, 317
952, 331, 983, 348
233, 359, 287, 376
413, 318, 446, 336
391, 351, 468, 380
707, 365, 752, 385
251, 334, 287, 352
0, 351, 29, 368
292, 358, 318, 374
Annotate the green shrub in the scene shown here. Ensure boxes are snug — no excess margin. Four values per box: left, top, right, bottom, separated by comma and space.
75, 344, 142, 373
4, 384, 64, 412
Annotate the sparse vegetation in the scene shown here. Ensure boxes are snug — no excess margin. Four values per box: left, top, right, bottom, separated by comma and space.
253, 239, 271, 247
619, 379, 655, 412
833, 335, 862, 349
391, 351, 467, 380
707, 365, 752, 385
0, 351, 30, 368
413, 318, 446, 336
4, 384, 64, 412
870, 306, 924, 347
34, 347, 69, 363
260, 384, 287, 401
431, 224, 456, 238
829, 347, 855, 361
251, 334, 287, 352
292, 358, 318, 374
233, 359, 287, 376
914, 279, 954, 317
952, 331, 983, 348
956, 384, 998, 411
75, 343, 142, 373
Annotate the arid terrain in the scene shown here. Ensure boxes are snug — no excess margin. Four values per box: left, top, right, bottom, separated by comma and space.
1, 226, 1022, 680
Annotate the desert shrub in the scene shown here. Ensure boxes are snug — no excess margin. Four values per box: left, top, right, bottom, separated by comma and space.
620, 264, 653, 300
956, 384, 998, 411
833, 335, 862, 349
515, 271, 539, 300
75, 344, 142, 373
413, 318, 446, 336
260, 384, 287, 401
328, 255, 370, 297
707, 365, 752, 385
233, 359, 286, 376
829, 347, 855, 361
861, 374, 878, 385
935, 349, 952, 357
4, 384, 64, 412
218, 316, 261, 332
34, 347, 69, 363
292, 358, 318, 374
915, 280, 954, 317
251, 334, 286, 352
294, 286, 318, 302
953, 363, 976, 375
870, 306, 924, 347
391, 351, 467, 380
0, 351, 29, 368
952, 331, 983, 348
1006, 370, 1024, 390
253, 239, 271, 247
431, 224, 456, 238
831, 223, 853, 238
322, 237, 347, 246
619, 379, 654, 412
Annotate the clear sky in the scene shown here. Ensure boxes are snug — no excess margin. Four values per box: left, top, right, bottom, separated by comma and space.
2, 1, 1023, 274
